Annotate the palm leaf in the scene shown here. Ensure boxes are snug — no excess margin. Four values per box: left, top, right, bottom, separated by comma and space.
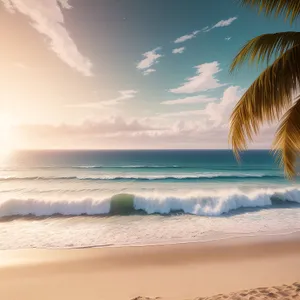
230, 32, 300, 71
273, 96, 300, 178
229, 44, 300, 161
237, 0, 300, 24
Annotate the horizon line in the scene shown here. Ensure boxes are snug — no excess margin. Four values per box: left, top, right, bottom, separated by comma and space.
10, 148, 272, 151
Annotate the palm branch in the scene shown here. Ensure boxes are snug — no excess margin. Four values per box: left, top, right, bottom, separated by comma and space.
273, 97, 300, 178
237, 0, 300, 24
229, 31, 300, 177
230, 32, 300, 70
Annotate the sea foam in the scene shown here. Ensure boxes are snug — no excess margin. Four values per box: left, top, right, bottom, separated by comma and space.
0, 173, 282, 181
0, 188, 300, 218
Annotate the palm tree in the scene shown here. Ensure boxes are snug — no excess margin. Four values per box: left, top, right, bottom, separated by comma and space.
229, 0, 300, 178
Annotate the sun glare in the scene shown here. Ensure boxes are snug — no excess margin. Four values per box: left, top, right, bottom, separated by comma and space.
0, 114, 15, 157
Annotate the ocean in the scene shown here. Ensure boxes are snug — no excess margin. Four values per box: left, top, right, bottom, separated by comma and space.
0, 149, 300, 250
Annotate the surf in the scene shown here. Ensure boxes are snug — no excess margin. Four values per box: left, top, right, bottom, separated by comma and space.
0, 173, 284, 182
1, 187, 300, 218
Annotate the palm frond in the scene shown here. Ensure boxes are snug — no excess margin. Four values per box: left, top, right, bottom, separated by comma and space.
230, 32, 300, 72
229, 45, 300, 160
237, 0, 300, 24
273, 96, 300, 178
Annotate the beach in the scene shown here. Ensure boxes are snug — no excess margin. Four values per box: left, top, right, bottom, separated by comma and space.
1, 234, 300, 300
1, 150, 300, 299
3, 0, 300, 297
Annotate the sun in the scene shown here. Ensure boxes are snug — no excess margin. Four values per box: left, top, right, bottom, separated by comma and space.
0, 114, 15, 157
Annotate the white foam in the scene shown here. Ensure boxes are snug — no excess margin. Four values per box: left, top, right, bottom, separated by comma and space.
0, 173, 281, 181
1, 205, 300, 250
0, 187, 299, 217
0, 198, 111, 217
134, 188, 300, 216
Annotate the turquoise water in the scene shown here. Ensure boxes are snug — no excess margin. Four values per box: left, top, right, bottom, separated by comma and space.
0, 150, 300, 249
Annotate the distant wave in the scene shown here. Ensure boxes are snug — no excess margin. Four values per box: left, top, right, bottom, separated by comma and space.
71, 165, 280, 171
0, 176, 78, 181
72, 165, 182, 169
0, 174, 284, 182
0, 188, 300, 218
1, 165, 183, 171
1, 165, 281, 173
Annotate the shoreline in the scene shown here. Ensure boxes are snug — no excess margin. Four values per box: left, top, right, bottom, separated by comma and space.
2, 230, 300, 262
1, 227, 300, 251
1, 233, 300, 299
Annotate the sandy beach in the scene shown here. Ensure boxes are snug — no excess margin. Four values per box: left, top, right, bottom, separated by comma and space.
0, 234, 300, 300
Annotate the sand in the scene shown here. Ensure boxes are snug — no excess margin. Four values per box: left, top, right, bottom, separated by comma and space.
0, 234, 300, 300
134, 283, 300, 300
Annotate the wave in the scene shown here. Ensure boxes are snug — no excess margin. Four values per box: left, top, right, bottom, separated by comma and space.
0, 176, 78, 181
72, 165, 182, 169
0, 174, 283, 182
1, 188, 300, 218
70, 165, 280, 171
2, 166, 281, 172
1, 165, 183, 171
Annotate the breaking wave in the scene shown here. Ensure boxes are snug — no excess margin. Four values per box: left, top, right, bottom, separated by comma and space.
1, 188, 300, 218
72, 165, 182, 169
0, 174, 283, 182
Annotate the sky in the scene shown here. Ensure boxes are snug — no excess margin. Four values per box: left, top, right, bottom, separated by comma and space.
0, 0, 297, 150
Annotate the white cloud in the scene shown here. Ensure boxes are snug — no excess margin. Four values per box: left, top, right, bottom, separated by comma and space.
159, 110, 204, 118
108, 90, 138, 104
212, 17, 238, 29
16, 87, 276, 149
1, 0, 14, 12
204, 86, 243, 126
161, 95, 217, 105
225, 36, 232, 41
202, 26, 210, 32
137, 48, 162, 70
161, 86, 243, 126
143, 68, 156, 76
1, 0, 93, 76
172, 47, 185, 54
16, 116, 159, 140
169, 61, 226, 94
204, 17, 238, 32
152, 86, 255, 148
57, 0, 72, 9
174, 30, 199, 43
68, 90, 138, 108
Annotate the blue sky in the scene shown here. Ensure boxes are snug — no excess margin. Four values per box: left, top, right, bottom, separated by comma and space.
0, 0, 297, 149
